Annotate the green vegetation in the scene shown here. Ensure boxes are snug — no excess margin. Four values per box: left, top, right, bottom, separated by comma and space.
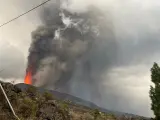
43, 91, 54, 100
93, 109, 100, 120
0, 81, 149, 120
18, 97, 38, 118
150, 62, 160, 120
59, 102, 69, 111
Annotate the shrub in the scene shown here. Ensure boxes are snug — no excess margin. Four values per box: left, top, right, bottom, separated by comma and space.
18, 97, 38, 118
59, 102, 69, 111
93, 109, 100, 120
43, 92, 53, 101
26, 86, 37, 97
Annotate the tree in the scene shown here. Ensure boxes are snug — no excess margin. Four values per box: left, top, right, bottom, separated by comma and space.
150, 62, 160, 119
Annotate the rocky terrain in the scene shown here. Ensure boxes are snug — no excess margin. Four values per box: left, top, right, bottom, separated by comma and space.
0, 81, 150, 120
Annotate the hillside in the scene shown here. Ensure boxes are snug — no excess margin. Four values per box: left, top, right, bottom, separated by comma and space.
0, 81, 150, 120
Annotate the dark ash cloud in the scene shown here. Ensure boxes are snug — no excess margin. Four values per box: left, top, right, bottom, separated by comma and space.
2, 0, 160, 117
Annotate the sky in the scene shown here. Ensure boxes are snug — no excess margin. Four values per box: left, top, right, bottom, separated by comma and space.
1, 0, 160, 117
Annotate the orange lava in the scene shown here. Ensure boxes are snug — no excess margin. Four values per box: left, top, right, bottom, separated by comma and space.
24, 69, 32, 85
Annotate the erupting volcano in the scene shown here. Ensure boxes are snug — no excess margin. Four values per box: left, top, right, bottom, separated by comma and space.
24, 68, 32, 85
23, 0, 114, 95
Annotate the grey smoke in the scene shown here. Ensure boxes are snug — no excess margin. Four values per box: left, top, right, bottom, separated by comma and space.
25, 0, 156, 117
2, 0, 160, 117
27, 1, 106, 91
27, 1, 119, 114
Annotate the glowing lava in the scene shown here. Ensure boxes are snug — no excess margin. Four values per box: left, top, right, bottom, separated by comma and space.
24, 69, 32, 85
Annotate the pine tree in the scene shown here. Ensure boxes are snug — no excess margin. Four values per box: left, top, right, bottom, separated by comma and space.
150, 62, 160, 119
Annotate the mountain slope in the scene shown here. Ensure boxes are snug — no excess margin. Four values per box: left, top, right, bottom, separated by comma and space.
0, 81, 150, 120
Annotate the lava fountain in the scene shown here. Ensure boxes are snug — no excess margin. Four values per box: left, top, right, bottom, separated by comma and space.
24, 68, 32, 85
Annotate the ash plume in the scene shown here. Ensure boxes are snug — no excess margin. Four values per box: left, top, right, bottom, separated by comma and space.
26, 0, 115, 96
3, 0, 158, 117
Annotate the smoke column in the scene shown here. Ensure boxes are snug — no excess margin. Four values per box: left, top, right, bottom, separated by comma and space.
25, 0, 116, 99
